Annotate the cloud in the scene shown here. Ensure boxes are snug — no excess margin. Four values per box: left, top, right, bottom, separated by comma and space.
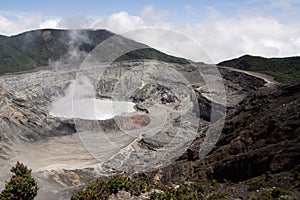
179, 15, 300, 62
94, 11, 145, 33
140, 5, 167, 22
0, 12, 43, 35
270, 0, 294, 10
39, 18, 60, 29
0, 6, 299, 63
58, 16, 92, 29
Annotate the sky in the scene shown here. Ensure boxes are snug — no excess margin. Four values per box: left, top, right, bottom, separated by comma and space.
0, 0, 300, 62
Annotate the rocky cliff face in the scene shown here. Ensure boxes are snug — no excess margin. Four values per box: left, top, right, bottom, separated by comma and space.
208, 84, 300, 181
0, 60, 289, 199
156, 82, 299, 198
0, 85, 76, 159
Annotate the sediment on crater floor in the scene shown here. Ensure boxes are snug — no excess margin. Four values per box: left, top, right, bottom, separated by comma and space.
0, 60, 277, 199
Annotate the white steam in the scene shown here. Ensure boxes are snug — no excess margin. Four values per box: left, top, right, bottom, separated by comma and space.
49, 29, 90, 69
49, 77, 136, 120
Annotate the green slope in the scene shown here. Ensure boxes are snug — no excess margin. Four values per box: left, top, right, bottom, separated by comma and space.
0, 29, 188, 75
218, 55, 300, 83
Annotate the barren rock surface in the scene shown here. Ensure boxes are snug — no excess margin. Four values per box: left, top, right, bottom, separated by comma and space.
0, 60, 270, 199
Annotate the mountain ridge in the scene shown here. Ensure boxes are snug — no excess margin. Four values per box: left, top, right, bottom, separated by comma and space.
0, 28, 188, 75
218, 54, 300, 83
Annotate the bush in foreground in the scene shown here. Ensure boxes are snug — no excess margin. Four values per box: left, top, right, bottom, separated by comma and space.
71, 174, 204, 200
0, 161, 39, 200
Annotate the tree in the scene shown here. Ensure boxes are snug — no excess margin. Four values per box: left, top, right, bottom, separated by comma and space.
0, 161, 39, 200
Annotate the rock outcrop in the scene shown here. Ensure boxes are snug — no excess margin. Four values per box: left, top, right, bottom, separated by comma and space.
0, 60, 286, 199
0, 86, 76, 160
158, 82, 300, 186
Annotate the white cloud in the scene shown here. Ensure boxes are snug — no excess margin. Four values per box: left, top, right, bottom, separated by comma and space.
0, 7, 299, 63
39, 18, 60, 29
96, 11, 145, 33
140, 5, 168, 23
186, 15, 300, 62
0, 12, 44, 35
58, 16, 92, 29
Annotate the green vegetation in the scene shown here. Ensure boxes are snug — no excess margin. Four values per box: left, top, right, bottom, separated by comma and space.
0, 29, 188, 75
116, 48, 188, 64
71, 174, 204, 200
207, 192, 228, 200
250, 187, 291, 200
71, 174, 147, 200
248, 180, 269, 191
218, 55, 300, 83
150, 183, 204, 200
246, 172, 297, 199
0, 161, 39, 200
72, 173, 298, 199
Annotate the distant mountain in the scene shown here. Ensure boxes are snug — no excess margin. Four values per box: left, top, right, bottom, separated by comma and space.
0, 29, 188, 75
218, 55, 300, 83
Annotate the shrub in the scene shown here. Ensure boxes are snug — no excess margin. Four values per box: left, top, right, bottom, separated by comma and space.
270, 187, 290, 198
71, 174, 145, 200
207, 192, 228, 200
0, 161, 39, 200
248, 180, 269, 191
150, 183, 204, 200
72, 174, 205, 200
